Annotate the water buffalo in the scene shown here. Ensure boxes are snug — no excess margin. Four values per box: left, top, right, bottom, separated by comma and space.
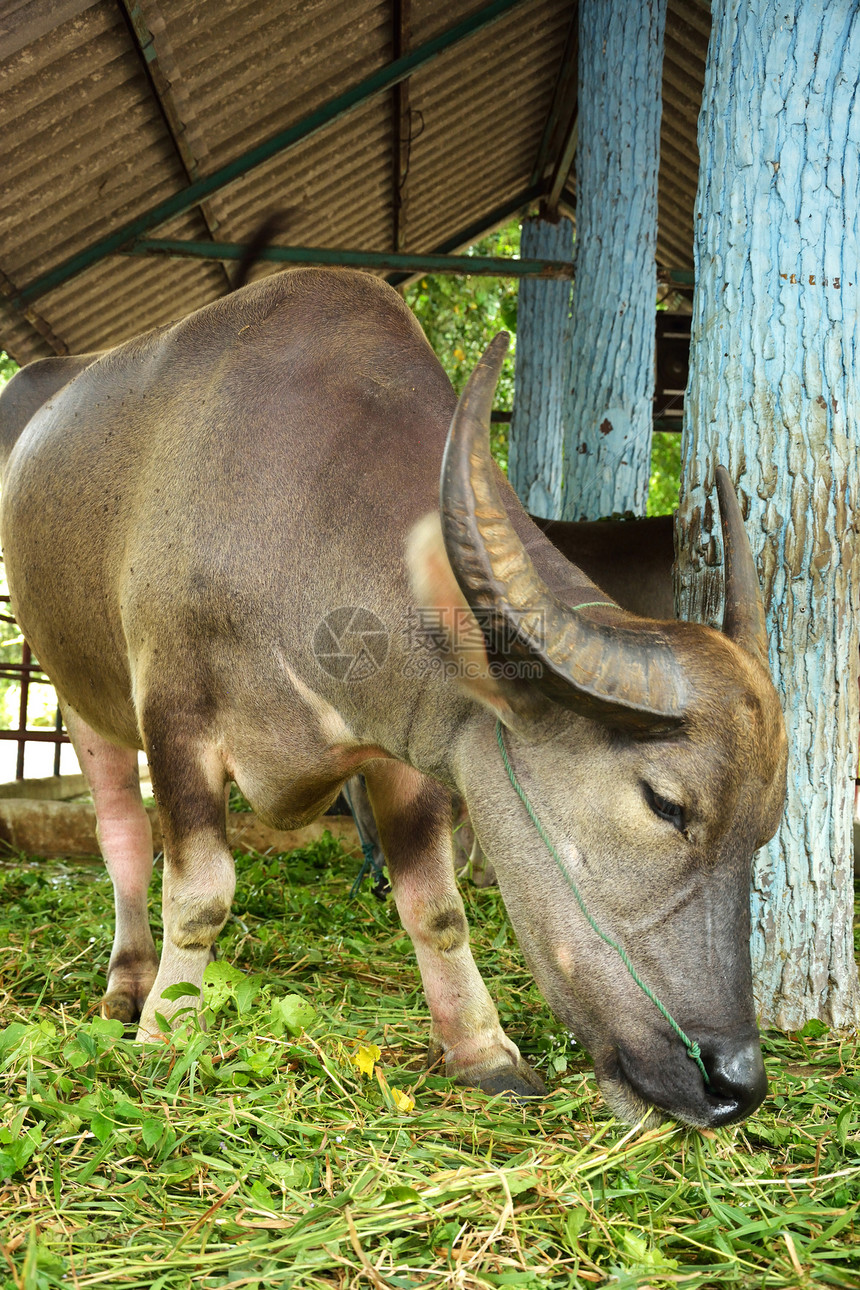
0, 268, 787, 1125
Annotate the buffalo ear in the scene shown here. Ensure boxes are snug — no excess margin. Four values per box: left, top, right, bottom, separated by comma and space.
406, 514, 542, 728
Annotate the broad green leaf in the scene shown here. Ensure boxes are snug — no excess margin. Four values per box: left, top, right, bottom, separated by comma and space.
836, 1105, 855, 1148
63, 1039, 91, 1070
271, 993, 317, 1037
90, 1113, 113, 1144
202, 960, 246, 1014
160, 981, 201, 1002
619, 1232, 679, 1272
0, 1022, 29, 1054
110, 1095, 146, 1123
203, 961, 244, 986
247, 1178, 276, 1210
234, 973, 263, 1015
506, 1172, 538, 1197
564, 1205, 588, 1244
382, 1185, 422, 1205
89, 1016, 125, 1040
798, 1019, 829, 1039
141, 1119, 163, 1149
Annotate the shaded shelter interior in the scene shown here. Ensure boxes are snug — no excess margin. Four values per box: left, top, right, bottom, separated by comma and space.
0, 0, 709, 364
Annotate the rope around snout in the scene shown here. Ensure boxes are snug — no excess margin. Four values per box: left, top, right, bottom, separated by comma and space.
495, 719, 710, 1087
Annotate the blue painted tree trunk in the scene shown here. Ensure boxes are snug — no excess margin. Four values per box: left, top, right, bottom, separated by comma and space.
676, 0, 860, 1027
561, 0, 666, 520
508, 213, 572, 519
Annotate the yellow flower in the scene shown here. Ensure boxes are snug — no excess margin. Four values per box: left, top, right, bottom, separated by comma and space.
390, 1087, 415, 1114
352, 1043, 381, 1078
375, 1068, 416, 1114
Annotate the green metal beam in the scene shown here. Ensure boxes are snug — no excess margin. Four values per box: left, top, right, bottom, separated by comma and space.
18, 0, 530, 306
127, 238, 574, 279
0, 269, 67, 357
385, 188, 543, 287
657, 267, 695, 287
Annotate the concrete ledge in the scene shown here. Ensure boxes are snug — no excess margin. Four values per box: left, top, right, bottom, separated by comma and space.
0, 773, 91, 802
0, 798, 360, 860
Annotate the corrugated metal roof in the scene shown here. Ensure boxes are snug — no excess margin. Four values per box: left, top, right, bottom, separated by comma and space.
658, 0, 709, 271
0, 0, 708, 366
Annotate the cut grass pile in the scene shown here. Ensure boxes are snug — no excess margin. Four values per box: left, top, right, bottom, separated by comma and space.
0, 836, 858, 1289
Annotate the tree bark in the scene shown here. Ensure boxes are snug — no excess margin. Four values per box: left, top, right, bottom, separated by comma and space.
676, 0, 860, 1028
561, 0, 666, 520
508, 213, 572, 519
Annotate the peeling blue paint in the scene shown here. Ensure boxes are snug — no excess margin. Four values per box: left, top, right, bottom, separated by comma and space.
561, 0, 666, 520
508, 214, 572, 519
677, 0, 860, 1029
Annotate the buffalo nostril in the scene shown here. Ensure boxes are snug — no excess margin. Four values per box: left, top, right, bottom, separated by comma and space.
702, 1036, 767, 1125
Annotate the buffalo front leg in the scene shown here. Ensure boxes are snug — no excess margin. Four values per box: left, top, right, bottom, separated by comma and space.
136, 738, 235, 1040
364, 762, 544, 1096
61, 705, 158, 1022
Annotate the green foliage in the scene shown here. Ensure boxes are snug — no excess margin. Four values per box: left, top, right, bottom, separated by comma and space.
0, 350, 17, 385
405, 222, 520, 473
404, 222, 519, 403
404, 226, 682, 511
228, 782, 253, 812
647, 430, 682, 516
0, 842, 857, 1287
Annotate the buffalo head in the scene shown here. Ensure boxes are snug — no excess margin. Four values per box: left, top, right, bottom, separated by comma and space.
409, 335, 787, 1126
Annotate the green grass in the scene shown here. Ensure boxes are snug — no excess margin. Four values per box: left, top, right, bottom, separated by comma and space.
0, 838, 858, 1289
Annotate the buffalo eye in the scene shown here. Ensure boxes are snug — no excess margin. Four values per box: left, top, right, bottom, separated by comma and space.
643, 783, 685, 832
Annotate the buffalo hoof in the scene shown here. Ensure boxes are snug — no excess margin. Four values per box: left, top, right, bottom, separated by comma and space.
473, 1059, 547, 1100
102, 955, 159, 1024
101, 986, 146, 1025
428, 1040, 547, 1100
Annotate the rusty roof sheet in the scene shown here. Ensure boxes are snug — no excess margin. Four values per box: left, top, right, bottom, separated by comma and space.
0, 0, 708, 366
658, 0, 709, 271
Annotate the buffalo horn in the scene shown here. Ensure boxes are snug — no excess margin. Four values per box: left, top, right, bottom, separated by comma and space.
440, 335, 690, 729
714, 466, 770, 670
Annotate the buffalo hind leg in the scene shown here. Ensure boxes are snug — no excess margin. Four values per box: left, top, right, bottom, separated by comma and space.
136, 736, 235, 1040
61, 705, 158, 1022
364, 761, 545, 1097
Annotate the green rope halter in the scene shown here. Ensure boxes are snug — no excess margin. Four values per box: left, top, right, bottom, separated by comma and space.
495, 719, 709, 1086
342, 781, 386, 899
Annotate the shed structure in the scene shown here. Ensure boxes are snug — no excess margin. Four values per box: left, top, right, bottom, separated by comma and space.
0, 0, 709, 365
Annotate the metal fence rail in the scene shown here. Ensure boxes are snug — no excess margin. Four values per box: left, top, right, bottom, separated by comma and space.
0, 596, 68, 780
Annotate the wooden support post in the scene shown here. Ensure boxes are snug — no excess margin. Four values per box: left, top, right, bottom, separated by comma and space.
561, 0, 667, 520
508, 212, 572, 518
676, 0, 860, 1028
